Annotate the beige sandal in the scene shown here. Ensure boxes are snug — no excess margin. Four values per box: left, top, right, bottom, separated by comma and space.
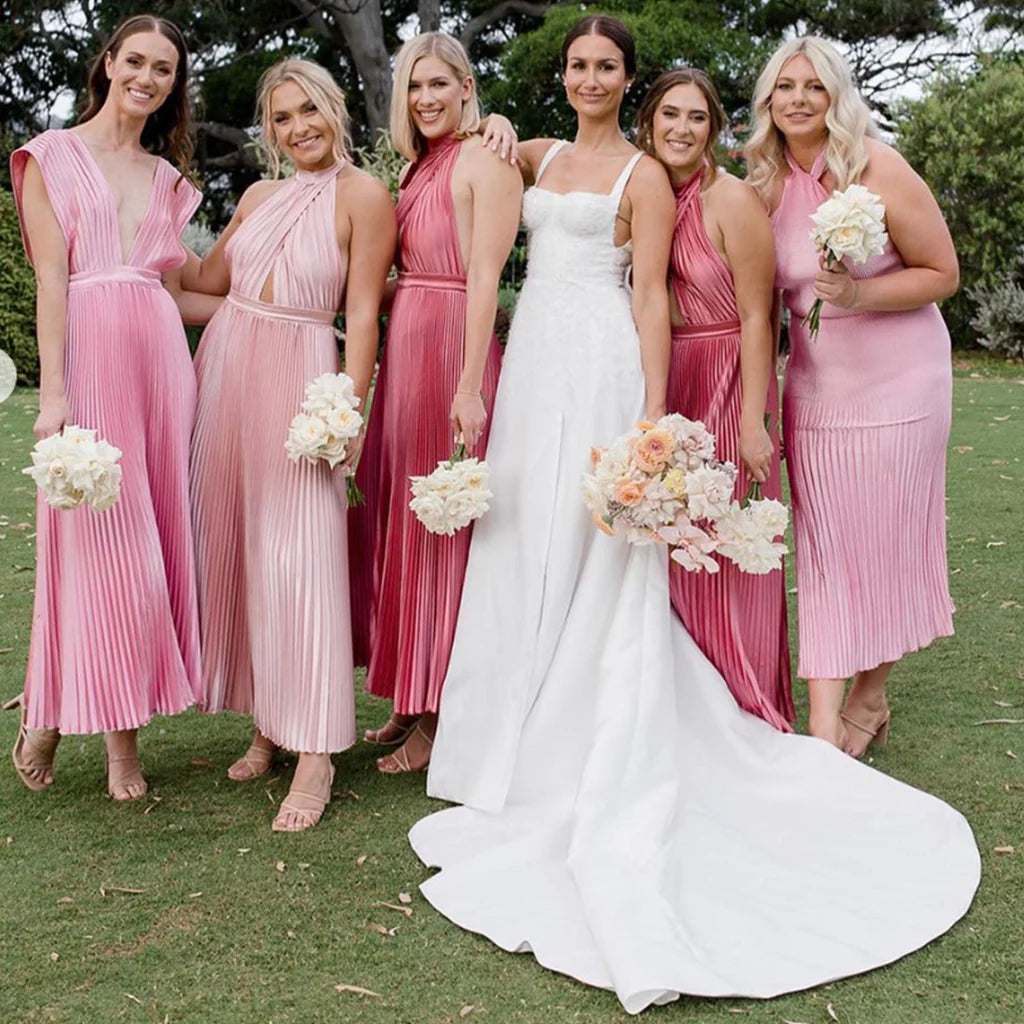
272, 764, 335, 832
840, 708, 891, 756
376, 723, 434, 774
106, 754, 148, 801
6, 694, 60, 792
227, 735, 278, 781
364, 714, 419, 747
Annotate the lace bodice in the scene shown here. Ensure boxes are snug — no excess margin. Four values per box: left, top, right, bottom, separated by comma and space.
520, 142, 641, 291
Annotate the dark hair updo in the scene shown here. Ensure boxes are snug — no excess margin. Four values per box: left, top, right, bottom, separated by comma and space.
560, 15, 637, 78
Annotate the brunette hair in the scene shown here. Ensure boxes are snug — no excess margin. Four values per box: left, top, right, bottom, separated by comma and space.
635, 68, 726, 181
745, 36, 879, 203
390, 32, 482, 162
79, 15, 194, 178
560, 15, 637, 78
256, 59, 352, 178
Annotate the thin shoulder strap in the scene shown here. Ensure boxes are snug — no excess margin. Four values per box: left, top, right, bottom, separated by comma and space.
609, 151, 645, 205
534, 140, 567, 185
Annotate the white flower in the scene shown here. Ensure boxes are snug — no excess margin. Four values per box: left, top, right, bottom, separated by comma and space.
809, 184, 888, 265
410, 452, 492, 535
684, 463, 737, 520
23, 426, 122, 511
714, 504, 788, 574
748, 497, 789, 538
666, 520, 720, 574
285, 413, 330, 463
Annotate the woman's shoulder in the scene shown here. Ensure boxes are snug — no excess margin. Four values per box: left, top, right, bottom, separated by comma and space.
337, 163, 393, 207
456, 133, 521, 177
707, 170, 762, 209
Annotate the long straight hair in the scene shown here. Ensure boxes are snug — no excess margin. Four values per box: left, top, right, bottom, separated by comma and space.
79, 15, 194, 179
390, 32, 481, 162
745, 36, 878, 203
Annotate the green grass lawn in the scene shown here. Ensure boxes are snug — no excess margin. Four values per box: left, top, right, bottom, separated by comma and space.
0, 373, 1022, 1024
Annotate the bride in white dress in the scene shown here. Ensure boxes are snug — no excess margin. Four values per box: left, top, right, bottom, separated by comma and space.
411, 16, 980, 1014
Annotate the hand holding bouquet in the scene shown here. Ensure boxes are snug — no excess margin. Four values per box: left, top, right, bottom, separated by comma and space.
582, 415, 788, 575
802, 183, 887, 340
410, 442, 492, 536
285, 372, 364, 505
23, 426, 122, 511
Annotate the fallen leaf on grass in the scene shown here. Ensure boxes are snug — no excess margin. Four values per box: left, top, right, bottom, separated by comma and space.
49, 952, 59, 962
334, 984, 382, 997
826, 1004, 841, 1023
999, 474, 1015, 481
953, 445, 974, 454
265, 788, 277, 806
100, 886, 146, 896
356, 854, 369, 866
993, 415, 1011, 422
123, 994, 143, 1005
237, 848, 251, 855
986, 541, 1006, 548
298, 862, 310, 870
57, 897, 73, 905
345, 789, 362, 801
973, 718, 1024, 726
275, 861, 286, 873
0, 647, 13, 654
10, 522, 31, 531
367, 922, 398, 937
398, 892, 413, 904
187, 892, 203, 898
460, 1006, 475, 1018
995, 701, 1021, 708
372, 900, 413, 917
1000, 601, 1022, 609
993, 845, 1015, 855
189, 758, 214, 767
1006, 751, 1018, 760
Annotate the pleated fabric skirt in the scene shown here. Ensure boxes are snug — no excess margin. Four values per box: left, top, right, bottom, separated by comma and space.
191, 297, 355, 754
25, 281, 201, 734
668, 327, 793, 730
352, 276, 501, 715
783, 305, 955, 680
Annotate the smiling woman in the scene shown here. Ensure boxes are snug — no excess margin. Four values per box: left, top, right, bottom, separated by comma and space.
7, 15, 217, 801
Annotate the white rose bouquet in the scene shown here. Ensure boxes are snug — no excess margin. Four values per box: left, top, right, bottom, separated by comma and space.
409, 442, 492, 536
285, 372, 364, 505
802, 183, 888, 341
23, 425, 122, 511
582, 415, 788, 574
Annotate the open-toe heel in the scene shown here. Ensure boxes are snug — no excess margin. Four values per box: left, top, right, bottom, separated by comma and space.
8, 694, 60, 792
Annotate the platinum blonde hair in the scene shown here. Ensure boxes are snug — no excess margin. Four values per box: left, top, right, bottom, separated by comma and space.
744, 36, 878, 203
257, 58, 352, 178
390, 32, 481, 162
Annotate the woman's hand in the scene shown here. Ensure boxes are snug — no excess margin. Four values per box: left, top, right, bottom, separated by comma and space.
450, 392, 487, 450
34, 394, 70, 440
740, 421, 773, 484
339, 426, 366, 476
480, 114, 519, 166
813, 255, 858, 309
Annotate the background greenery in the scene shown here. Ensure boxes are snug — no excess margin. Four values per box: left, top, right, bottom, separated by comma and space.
0, 365, 1021, 1024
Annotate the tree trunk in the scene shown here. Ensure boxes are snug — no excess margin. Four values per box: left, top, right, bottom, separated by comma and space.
328, 0, 393, 139
418, 0, 442, 32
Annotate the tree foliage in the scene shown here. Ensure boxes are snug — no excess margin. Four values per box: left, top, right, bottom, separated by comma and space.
0, 187, 39, 386
896, 57, 1024, 345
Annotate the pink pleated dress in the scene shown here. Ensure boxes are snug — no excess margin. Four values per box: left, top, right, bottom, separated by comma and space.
350, 134, 501, 715
191, 163, 355, 754
773, 149, 954, 680
10, 129, 202, 734
667, 171, 793, 731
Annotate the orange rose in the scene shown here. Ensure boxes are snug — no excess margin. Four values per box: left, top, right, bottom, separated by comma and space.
613, 479, 644, 506
633, 428, 674, 472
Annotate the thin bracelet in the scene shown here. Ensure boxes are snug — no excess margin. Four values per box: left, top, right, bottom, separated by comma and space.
851, 280, 860, 310
457, 388, 482, 398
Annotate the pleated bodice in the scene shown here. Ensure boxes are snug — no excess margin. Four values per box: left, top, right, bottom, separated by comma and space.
225, 163, 346, 313
396, 134, 466, 278
670, 171, 740, 328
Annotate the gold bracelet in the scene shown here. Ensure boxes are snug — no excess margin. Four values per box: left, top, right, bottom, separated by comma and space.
457, 389, 482, 398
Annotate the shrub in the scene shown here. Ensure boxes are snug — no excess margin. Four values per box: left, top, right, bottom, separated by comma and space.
969, 248, 1024, 359
0, 188, 38, 386
896, 58, 1024, 347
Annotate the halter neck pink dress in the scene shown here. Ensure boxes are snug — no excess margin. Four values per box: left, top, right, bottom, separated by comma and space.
11, 128, 202, 733
191, 163, 355, 754
350, 133, 501, 715
773, 149, 954, 679
667, 170, 793, 730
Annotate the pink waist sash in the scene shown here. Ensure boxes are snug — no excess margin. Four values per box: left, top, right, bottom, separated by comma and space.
226, 291, 335, 326
397, 272, 467, 292
672, 319, 741, 339
68, 266, 162, 291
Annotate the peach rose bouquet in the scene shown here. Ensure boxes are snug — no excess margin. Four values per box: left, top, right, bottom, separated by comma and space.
582, 415, 788, 574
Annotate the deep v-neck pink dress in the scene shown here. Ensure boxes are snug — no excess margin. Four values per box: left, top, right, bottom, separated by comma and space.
667, 170, 793, 730
11, 128, 202, 733
350, 134, 501, 715
773, 149, 954, 679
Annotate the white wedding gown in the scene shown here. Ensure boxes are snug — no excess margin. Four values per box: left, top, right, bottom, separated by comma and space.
410, 142, 980, 1014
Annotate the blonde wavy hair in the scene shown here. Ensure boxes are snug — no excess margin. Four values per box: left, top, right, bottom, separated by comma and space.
744, 36, 878, 203
257, 59, 352, 178
390, 32, 481, 162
